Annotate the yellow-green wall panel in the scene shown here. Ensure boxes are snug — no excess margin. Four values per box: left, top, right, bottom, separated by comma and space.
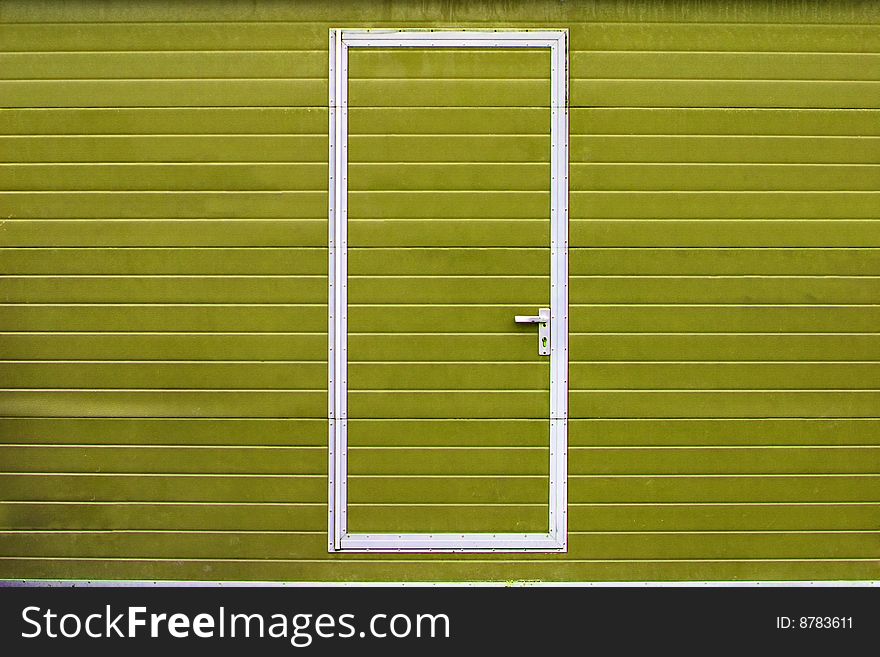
1, 0, 878, 582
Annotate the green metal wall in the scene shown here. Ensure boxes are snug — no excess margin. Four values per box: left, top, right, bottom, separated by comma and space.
1, 0, 879, 581
344, 45, 555, 536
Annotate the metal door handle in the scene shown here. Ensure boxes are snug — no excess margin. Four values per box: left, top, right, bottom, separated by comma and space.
515, 307, 550, 356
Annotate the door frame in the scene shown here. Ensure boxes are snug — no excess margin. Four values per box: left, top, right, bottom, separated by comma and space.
328, 28, 569, 552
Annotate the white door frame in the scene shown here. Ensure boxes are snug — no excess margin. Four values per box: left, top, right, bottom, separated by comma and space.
328, 29, 569, 552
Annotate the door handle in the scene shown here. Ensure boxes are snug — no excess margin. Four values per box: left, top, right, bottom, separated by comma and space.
515, 307, 550, 356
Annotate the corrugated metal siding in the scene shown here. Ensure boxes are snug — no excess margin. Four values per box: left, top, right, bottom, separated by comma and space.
0, 0, 879, 581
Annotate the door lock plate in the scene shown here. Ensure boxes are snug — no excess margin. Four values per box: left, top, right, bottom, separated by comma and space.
515, 307, 551, 356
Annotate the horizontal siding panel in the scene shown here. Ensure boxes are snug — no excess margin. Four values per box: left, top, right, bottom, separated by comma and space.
1, 191, 326, 219
363, 108, 880, 137
349, 220, 548, 247
356, 164, 880, 192
1, 560, 875, 584
571, 363, 880, 390
1, 532, 876, 561
568, 276, 880, 304
569, 419, 880, 447
574, 447, 880, 475
571, 248, 880, 276
2, 21, 880, 51
0, 220, 328, 247
350, 476, 547, 504
347, 335, 543, 361
349, 363, 548, 391
570, 306, 880, 334
349, 277, 547, 304
348, 334, 880, 362
571, 220, 880, 248
571, 192, 880, 220
4, 163, 877, 193
572, 80, 880, 109
352, 305, 880, 334
0, 276, 326, 303
0, 0, 877, 21
348, 447, 877, 475
3, 333, 880, 363
350, 49, 549, 78
567, 23, 880, 52
366, 503, 880, 534
9, 135, 874, 165
0, 502, 327, 531
569, 391, 880, 418
348, 419, 547, 447
0, 417, 327, 446
359, 475, 880, 505
8, 418, 872, 449
349, 507, 546, 532
0, 362, 327, 390
0, 80, 326, 108
578, 108, 880, 136
0, 473, 325, 502
0, 247, 328, 275
350, 164, 549, 192
0, 107, 329, 135
0, 304, 328, 332
44, 80, 858, 113
350, 136, 550, 162
368, 392, 880, 419
2, 472, 877, 504
349, 192, 549, 220
350, 418, 880, 447
349, 80, 549, 107
0, 390, 326, 418
348, 391, 549, 419
12, 191, 877, 222
572, 164, 880, 192
0, 136, 327, 163
570, 334, 880, 362
573, 52, 880, 81
353, 363, 880, 392
348, 448, 548, 475
0, 446, 325, 474
348, 363, 880, 391
15, 2, 865, 21
0, 503, 544, 533
0, 163, 547, 193
11, 43, 870, 83
0, 51, 326, 80
0, 334, 326, 360
5, 31, 860, 84
339, 107, 880, 137
573, 136, 880, 164
3, 502, 875, 532
0, 22, 331, 51
352, 248, 549, 276
571, 504, 880, 532
6, 107, 879, 138
0, 163, 327, 192
350, 106, 549, 134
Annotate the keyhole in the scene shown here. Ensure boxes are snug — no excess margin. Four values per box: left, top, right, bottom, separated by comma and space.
542, 337, 548, 348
